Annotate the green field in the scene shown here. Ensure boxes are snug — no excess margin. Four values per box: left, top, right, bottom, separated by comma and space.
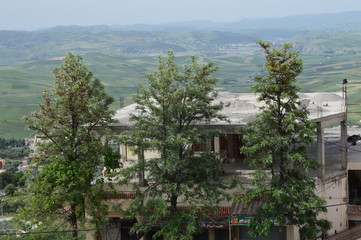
1, 29, 361, 138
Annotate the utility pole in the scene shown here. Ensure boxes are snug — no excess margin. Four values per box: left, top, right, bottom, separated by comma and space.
342, 79, 348, 119
1, 199, 3, 218
341, 79, 348, 170
1, 199, 4, 232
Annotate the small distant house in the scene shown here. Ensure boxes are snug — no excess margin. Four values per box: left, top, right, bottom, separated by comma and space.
18, 159, 30, 172
0, 158, 5, 169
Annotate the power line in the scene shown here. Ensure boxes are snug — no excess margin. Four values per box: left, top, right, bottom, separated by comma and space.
322, 138, 361, 153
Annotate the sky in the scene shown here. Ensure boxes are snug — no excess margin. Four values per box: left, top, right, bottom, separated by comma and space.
2, 0, 361, 30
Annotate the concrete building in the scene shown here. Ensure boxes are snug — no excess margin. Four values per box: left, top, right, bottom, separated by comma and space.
92, 91, 361, 240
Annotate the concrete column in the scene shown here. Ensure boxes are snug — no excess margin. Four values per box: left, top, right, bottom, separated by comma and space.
232, 226, 239, 240
206, 138, 212, 153
317, 122, 325, 178
228, 226, 239, 240
214, 136, 221, 161
208, 229, 215, 240
286, 225, 299, 240
85, 230, 96, 240
341, 120, 347, 170
120, 144, 127, 162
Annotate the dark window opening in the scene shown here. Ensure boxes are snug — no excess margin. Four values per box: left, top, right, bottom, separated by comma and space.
349, 170, 361, 204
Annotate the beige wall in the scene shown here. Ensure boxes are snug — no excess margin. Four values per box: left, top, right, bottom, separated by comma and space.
316, 171, 348, 237
115, 140, 349, 240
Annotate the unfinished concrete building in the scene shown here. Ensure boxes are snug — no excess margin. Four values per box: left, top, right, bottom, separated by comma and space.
90, 91, 361, 240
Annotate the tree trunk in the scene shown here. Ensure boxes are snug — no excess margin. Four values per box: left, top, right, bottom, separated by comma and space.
170, 194, 178, 213
138, 148, 146, 187
70, 206, 78, 240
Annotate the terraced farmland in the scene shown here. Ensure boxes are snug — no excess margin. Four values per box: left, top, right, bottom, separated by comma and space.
1, 29, 361, 138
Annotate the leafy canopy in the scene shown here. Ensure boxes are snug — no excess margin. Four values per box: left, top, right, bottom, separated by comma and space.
20, 53, 118, 240
240, 41, 331, 239
122, 51, 234, 240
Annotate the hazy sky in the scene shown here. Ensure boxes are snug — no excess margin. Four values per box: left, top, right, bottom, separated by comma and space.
2, 0, 361, 30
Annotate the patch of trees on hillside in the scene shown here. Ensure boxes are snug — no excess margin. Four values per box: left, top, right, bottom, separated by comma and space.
0, 138, 31, 159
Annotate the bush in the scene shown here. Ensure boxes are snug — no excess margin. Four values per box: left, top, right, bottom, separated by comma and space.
3, 184, 16, 196
0, 173, 14, 190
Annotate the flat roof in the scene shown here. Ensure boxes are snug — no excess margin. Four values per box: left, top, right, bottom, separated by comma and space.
111, 92, 346, 132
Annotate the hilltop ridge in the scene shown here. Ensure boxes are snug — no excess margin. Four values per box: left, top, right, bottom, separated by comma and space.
1, 11, 361, 138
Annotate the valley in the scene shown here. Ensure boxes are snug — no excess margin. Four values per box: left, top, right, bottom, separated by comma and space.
1, 13, 361, 138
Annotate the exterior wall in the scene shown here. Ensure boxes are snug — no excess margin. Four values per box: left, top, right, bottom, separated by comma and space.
124, 146, 160, 162
347, 161, 361, 170
286, 226, 299, 240
315, 171, 348, 237
111, 132, 349, 240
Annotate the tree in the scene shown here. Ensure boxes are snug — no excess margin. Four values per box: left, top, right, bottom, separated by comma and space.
0, 172, 14, 190
240, 41, 331, 239
122, 51, 233, 240
0, 138, 31, 159
20, 53, 118, 240
13, 171, 25, 187
4, 184, 16, 196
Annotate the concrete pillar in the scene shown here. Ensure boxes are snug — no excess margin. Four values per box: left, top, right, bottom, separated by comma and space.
232, 226, 239, 240
317, 122, 325, 178
208, 229, 215, 240
214, 136, 221, 161
120, 144, 127, 162
286, 225, 299, 240
85, 231, 97, 240
206, 138, 212, 153
341, 120, 347, 170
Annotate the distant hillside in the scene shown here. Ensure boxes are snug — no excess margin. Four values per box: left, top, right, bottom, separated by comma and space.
229, 11, 361, 31
106, 11, 361, 31
37, 12, 361, 35
2, 45, 361, 138
1, 11, 361, 138
1, 11, 360, 66
0, 30, 260, 66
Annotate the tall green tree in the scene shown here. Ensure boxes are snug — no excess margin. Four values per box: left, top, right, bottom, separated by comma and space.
240, 41, 331, 239
122, 51, 233, 240
20, 53, 117, 240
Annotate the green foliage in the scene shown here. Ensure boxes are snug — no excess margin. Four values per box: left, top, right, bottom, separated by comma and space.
240, 41, 331, 239
19, 53, 117, 240
3, 222, 86, 240
0, 147, 31, 159
3, 184, 16, 196
0, 172, 15, 190
2, 194, 25, 214
0, 171, 25, 190
103, 145, 121, 173
13, 171, 25, 187
0, 138, 26, 148
0, 138, 31, 159
122, 51, 234, 239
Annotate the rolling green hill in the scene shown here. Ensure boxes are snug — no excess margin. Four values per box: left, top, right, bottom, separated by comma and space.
2, 50, 361, 138
1, 18, 361, 138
